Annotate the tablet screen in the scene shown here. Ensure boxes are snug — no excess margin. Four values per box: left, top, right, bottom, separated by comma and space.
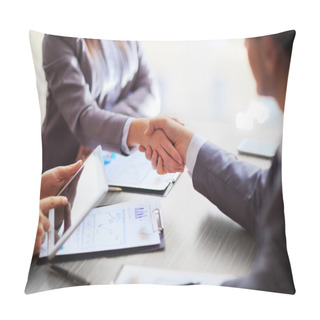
40, 145, 108, 260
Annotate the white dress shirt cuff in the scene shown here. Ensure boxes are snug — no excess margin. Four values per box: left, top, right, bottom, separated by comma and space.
120, 117, 137, 155
186, 134, 206, 175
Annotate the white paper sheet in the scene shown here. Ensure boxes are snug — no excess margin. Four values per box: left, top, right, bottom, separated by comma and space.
114, 265, 236, 286
103, 151, 180, 191
40, 198, 162, 257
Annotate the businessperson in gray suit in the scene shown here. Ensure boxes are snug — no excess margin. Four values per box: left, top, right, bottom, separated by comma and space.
141, 30, 296, 294
41, 35, 183, 173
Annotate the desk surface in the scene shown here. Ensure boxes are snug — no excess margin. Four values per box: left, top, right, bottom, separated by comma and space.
25, 121, 278, 293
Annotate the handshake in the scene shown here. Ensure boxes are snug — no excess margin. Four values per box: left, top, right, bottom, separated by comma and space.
76, 116, 195, 175
130, 116, 195, 175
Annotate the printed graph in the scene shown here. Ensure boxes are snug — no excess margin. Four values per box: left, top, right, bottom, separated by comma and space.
82, 209, 125, 249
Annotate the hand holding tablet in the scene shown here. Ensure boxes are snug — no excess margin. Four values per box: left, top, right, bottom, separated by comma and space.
39, 145, 109, 260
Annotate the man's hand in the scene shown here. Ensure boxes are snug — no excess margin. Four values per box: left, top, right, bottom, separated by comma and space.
40, 160, 83, 199
127, 118, 185, 173
139, 117, 194, 174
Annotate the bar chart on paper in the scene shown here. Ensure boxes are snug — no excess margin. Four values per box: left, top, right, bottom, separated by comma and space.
55, 199, 162, 256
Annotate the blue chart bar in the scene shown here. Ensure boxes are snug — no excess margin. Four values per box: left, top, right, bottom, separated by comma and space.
103, 151, 116, 165
135, 207, 147, 219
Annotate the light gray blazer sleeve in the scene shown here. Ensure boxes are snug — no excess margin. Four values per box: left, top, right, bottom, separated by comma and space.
192, 141, 268, 235
42, 35, 129, 151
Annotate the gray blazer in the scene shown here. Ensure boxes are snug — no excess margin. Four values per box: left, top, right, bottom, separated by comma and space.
41, 35, 160, 171
193, 142, 295, 293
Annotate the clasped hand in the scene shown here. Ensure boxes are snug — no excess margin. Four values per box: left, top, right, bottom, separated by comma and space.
138, 117, 194, 175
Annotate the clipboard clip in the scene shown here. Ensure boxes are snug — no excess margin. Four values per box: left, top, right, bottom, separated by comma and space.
152, 208, 164, 233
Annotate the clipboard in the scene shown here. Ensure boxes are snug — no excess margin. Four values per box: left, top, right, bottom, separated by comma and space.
37, 198, 165, 264
103, 151, 181, 196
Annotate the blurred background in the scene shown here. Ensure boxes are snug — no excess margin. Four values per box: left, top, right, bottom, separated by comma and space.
30, 31, 283, 139
141, 40, 282, 128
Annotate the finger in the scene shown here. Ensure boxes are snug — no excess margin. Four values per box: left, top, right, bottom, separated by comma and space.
35, 231, 48, 254
39, 213, 51, 232
157, 145, 184, 172
34, 228, 46, 255
156, 149, 176, 172
33, 235, 43, 255
34, 215, 50, 255
151, 150, 158, 170
163, 156, 184, 173
146, 146, 153, 160
157, 156, 167, 175
140, 145, 152, 161
56, 160, 83, 182
160, 138, 183, 165
144, 121, 156, 136
151, 127, 183, 165
144, 118, 167, 136
40, 196, 68, 215
168, 116, 185, 126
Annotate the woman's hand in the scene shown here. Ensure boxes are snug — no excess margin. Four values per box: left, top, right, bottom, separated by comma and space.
127, 117, 185, 173
139, 117, 194, 174
34, 195, 68, 255
40, 160, 83, 199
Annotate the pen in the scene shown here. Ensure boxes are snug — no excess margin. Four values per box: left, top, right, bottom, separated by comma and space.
108, 187, 122, 192
49, 264, 91, 286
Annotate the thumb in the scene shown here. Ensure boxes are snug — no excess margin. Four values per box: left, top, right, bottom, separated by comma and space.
57, 160, 83, 181
144, 121, 156, 136
144, 117, 165, 136
168, 116, 185, 126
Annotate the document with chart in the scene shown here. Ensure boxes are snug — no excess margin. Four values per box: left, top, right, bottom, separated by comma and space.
39, 198, 164, 263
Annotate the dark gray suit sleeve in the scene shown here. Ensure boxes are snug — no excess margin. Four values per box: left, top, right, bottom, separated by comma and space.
223, 158, 295, 294
193, 142, 295, 293
192, 141, 268, 235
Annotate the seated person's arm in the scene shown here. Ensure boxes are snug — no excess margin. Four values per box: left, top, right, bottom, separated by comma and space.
140, 117, 268, 234
34, 161, 83, 255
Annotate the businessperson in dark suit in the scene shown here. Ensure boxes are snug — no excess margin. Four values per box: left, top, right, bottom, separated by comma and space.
140, 30, 296, 294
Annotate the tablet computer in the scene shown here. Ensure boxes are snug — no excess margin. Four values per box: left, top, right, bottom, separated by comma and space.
39, 145, 109, 261
237, 138, 278, 159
